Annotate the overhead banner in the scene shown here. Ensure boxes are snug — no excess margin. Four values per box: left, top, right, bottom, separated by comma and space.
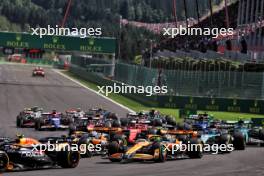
0, 32, 116, 54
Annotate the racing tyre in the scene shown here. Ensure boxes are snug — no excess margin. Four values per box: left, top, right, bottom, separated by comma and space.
108, 141, 122, 162
178, 135, 188, 143
152, 143, 167, 163
186, 138, 203, 158
219, 134, 232, 153
120, 118, 129, 126
16, 116, 21, 127
35, 119, 42, 131
19, 119, 24, 128
78, 136, 92, 158
69, 124, 77, 135
105, 121, 112, 128
112, 120, 121, 128
259, 129, 264, 141
233, 131, 245, 150
108, 113, 118, 120
165, 116, 176, 126
177, 123, 184, 130
148, 128, 158, 135
177, 123, 192, 130
0, 151, 9, 170
152, 118, 163, 127
112, 135, 127, 147
183, 123, 192, 130
57, 150, 80, 168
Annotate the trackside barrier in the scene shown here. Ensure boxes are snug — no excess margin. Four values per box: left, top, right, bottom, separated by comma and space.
25, 58, 54, 65
69, 65, 157, 107
157, 96, 264, 114
69, 65, 264, 115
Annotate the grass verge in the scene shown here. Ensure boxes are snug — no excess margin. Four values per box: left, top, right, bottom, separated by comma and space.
62, 71, 264, 121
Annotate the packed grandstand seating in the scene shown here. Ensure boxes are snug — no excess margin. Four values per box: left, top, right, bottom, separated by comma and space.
142, 1, 264, 72
151, 57, 264, 72
155, 1, 239, 53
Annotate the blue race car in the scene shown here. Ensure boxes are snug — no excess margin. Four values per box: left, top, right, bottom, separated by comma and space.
35, 110, 70, 131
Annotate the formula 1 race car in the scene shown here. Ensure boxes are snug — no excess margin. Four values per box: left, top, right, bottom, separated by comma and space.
184, 116, 245, 151
222, 120, 264, 147
39, 131, 108, 158
0, 135, 80, 172
34, 110, 71, 131
108, 133, 202, 163
65, 108, 86, 119
122, 111, 176, 128
70, 131, 108, 157
69, 118, 90, 135
32, 67, 45, 77
16, 107, 43, 128
85, 108, 108, 120
68, 110, 119, 135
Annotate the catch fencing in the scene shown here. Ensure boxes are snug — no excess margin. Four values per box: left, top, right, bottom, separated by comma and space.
70, 56, 264, 114
115, 63, 264, 100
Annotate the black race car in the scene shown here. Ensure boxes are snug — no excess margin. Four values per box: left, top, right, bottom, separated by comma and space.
0, 136, 80, 172
69, 118, 89, 135
16, 107, 43, 128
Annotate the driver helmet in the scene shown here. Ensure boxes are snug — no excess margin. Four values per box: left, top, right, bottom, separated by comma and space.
52, 109, 57, 114
15, 134, 24, 143
91, 131, 99, 138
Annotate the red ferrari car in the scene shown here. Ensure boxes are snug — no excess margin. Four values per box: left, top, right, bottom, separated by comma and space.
32, 67, 45, 77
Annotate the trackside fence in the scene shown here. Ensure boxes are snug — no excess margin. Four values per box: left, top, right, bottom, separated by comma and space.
69, 56, 264, 114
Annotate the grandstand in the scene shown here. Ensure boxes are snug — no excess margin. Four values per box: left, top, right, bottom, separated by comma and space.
137, 0, 264, 99
72, 0, 264, 100
236, 0, 264, 60
150, 0, 264, 64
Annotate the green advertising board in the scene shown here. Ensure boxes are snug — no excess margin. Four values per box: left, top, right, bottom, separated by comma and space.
157, 95, 264, 114
0, 32, 116, 54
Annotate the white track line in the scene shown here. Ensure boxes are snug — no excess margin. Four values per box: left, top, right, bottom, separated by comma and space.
53, 69, 135, 113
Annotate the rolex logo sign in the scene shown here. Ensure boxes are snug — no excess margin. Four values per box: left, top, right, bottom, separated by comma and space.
233, 99, 237, 106
254, 100, 258, 107
43, 36, 65, 50
169, 96, 173, 103
211, 98, 215, 105
89, 38, 95, 46
52, 36, 58, 43
190, 97, 193, 104
16, 34, 22, 41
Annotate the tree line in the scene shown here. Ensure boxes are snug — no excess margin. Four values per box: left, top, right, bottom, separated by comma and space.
0, 0, 223, 61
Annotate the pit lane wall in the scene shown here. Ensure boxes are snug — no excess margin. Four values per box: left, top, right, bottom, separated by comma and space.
69, 64, 264, 115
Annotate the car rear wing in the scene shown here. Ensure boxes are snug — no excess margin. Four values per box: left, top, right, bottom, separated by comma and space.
216, 120, 252, 129
87, 126, 123, 133
160, 129, 198, 137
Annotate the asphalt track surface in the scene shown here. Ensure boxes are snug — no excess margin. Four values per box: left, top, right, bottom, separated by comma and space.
0, 64, 263, 176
